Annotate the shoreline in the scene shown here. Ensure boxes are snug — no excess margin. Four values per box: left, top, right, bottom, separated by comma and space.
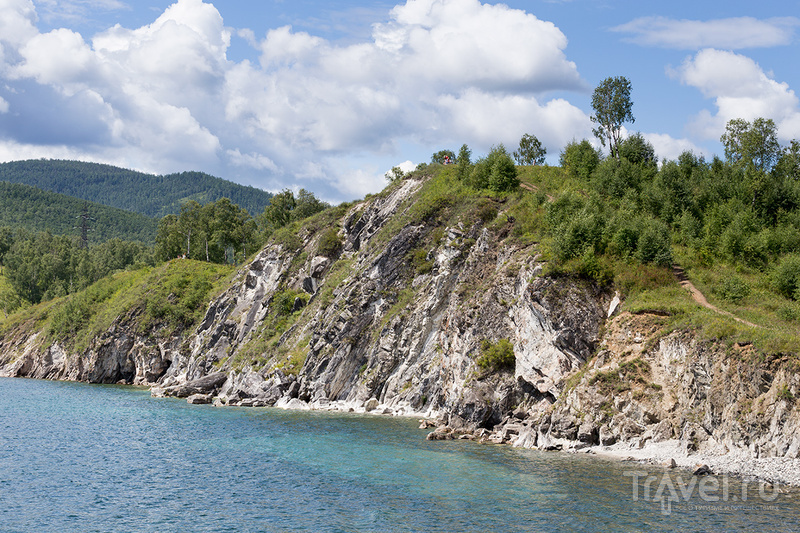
219, 391, 800, 489
585, 440, 800, 488
8, 375, 798, 490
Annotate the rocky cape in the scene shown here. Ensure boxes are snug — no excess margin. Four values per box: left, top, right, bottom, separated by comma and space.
1, 176, 798, 486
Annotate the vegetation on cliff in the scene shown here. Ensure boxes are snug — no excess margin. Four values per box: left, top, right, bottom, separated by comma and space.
1, 85, 799, 373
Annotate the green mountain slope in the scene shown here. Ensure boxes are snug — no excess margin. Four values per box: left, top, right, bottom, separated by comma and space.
0, 181, 157, 243
0, 159, 273, 218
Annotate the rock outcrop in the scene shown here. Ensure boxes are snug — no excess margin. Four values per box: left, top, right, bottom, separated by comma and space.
1, 174, 798, 483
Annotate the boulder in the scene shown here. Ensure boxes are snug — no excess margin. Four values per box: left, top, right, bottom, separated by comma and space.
168, 371, 228, 398
364, 398, 380, 411
599, 425, 617, 446
187, 393, 212, 405
693, 464, 712, 476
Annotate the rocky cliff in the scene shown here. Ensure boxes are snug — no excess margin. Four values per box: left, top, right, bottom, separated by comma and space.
1, 173, 798, 482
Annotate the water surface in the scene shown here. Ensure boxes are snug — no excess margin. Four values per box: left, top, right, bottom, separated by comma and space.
1, 377, 798, 532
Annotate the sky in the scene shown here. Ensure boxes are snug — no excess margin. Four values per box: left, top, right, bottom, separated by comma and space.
1, 0, 799, 203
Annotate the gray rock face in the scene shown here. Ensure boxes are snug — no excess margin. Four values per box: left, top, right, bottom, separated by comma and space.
1, 174, 797, 474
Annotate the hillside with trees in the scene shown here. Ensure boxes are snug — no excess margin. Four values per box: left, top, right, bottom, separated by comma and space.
0, 181, 157, 243
0, 159, 273, 218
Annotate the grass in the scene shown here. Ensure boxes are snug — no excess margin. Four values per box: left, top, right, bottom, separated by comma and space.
5, 260, 235, 354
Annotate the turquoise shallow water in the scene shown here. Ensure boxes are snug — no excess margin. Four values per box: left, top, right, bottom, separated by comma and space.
1, 377, 799, 532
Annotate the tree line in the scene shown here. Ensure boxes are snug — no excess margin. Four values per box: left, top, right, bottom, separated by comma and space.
0, 159, 273, 218
406, 76, 800, 298
0, 188, 329, 312
0, 181, 157, 243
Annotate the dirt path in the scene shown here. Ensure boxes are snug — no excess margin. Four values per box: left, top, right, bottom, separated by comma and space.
672, 265, 761, 328
517, 182, 759, 328
519, 181, 555, 200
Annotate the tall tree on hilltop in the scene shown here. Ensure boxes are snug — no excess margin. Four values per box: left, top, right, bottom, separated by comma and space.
720, 117, 782, 208
591, 76, 634, 161
513, 133, 547, 166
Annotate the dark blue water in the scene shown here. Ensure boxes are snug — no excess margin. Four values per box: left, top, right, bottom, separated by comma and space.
1, 377, 798, 532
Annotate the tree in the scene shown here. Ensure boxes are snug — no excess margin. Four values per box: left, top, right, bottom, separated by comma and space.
775, 140, 800, 182
560, 139, 600, 181
468, 145, 519, 192
619, 133, 656, 168
431, 149, 456, 165
513, 133, 546, 165
720, 118, 781, 173
384, 166, 406, 183
294, 189, 329, 219
260, 189, 296, 229
590, 76, 634, 161
457, 144, 472, 181
720, 118, 781, 208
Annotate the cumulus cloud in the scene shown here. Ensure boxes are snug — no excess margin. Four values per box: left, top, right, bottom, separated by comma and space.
0, 0, 591, 201
672, 49, 800, 141
612, 16, 800, 50
643, 132, 708, 163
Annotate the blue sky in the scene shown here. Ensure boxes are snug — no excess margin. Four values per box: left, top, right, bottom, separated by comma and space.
1, 0, 799, 202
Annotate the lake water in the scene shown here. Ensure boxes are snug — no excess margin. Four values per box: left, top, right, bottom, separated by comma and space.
1, 377, 798, 532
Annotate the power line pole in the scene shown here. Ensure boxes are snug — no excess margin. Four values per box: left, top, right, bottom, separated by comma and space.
76, 202, 95, 249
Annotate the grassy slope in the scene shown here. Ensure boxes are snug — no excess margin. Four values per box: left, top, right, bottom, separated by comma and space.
515, 164, 800, 357
0, 260, 235, 354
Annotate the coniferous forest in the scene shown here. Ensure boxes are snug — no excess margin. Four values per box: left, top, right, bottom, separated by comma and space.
0, 159, 273, 218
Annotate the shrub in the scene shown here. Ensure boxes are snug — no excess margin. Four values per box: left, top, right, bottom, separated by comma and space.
635, 219, 672, 267
772, 254, 800, 300
316, 228, 342, 257
410, 248, 433, 275
552, 210, 605, 262
270, 287, 308, 317
714, 276, 751, 303
476, 338, 515, 371
476, 199, 498, 224
467, 145, 519, 192
560, 139, 600, 181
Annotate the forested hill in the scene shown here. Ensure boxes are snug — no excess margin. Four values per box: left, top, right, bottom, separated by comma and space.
0, 181, 157, 244
0, 159, 273, 218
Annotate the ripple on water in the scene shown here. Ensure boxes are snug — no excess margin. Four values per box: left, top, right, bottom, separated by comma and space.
1, 377, 799, 533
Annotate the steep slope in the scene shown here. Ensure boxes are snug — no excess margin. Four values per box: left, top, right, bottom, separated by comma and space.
0, 159, 273, 217
1, 171, 798, 485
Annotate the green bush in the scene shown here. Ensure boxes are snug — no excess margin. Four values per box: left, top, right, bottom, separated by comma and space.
410, 248, 433, 275
560, 139, 600, 181
552, 210, 605, 262
467, 145, 519, 192
476, 338, 515, 371
635, 219, 672, 267
476, 199, 498, 223
271, 287, 308, 317
773, 254, 800, 300
714, 276, 751, 303
316, 228, 342, 257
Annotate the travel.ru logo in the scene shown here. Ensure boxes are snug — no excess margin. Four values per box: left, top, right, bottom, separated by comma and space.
624, 470, 782, 516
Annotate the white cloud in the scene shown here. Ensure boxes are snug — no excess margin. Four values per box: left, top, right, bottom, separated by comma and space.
437, 89, 591, 154
227, 148, 278, 172
0, 0, 592, 201
374, 0, 582, 93
612, 16, 800, 50
0, 0, 39, 51
673, 49, 800, 142
643, 132, 708, 163
0, 95, 8, 113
